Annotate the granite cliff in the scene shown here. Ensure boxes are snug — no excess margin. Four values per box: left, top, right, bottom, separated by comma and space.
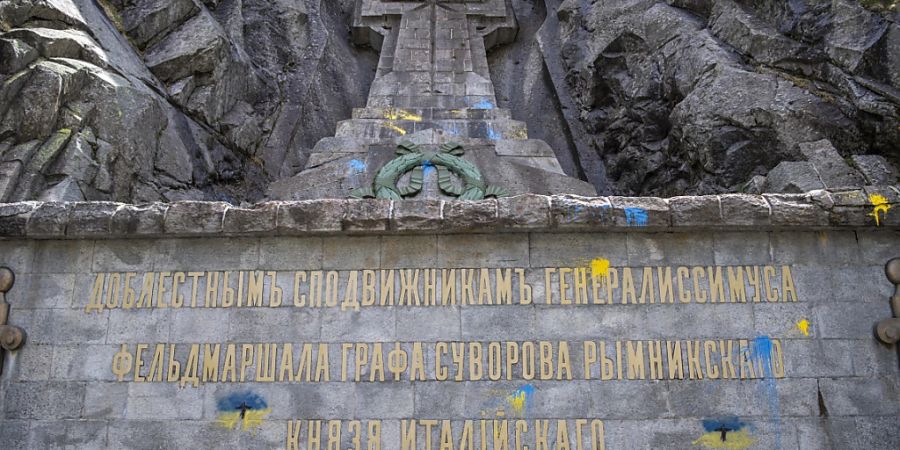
0, 0, 897, 202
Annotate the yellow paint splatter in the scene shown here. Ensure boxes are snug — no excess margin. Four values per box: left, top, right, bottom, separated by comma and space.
216, 408, 272, 432
590, 258, 611, 279
380, 122, 407, 135
384, 109, 422, 122
796, 319, 810, 337
692, 429, 756, 449
868, 194, 891, 226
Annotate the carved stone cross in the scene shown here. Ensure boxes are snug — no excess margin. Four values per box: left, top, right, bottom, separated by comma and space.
354, 0, 516, 109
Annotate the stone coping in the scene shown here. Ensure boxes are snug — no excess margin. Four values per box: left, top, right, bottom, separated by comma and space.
0, 187, 897, 239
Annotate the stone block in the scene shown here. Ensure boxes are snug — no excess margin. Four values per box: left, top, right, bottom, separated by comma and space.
51, 344, 118, 382
437, 234, 528, 268
669, 195, 722, 227
381, 235, 437, 268
354, 384, 415, 418
0, 202, 37, 237
83, 382, 128, 419
163, 201, 227, 235
126, 384, 203, 420
92, 239, 156, 272
498, 194, 550, 229
396, 307, 461, 341
320, 308, 396, 342
413, 382, 468, 417
530, 232, 627, 267
390, 199, 443, 231
258, 237, 322, 270
223, 202, 278, 234
228, 308, 322, 342
712, 231, 772, 265
323, 236, 381, 269
719, 194, 771, 226
818, 377, 900, 416
277, 200, 345, 234
609, 196, 670, 228
153, 237, 259, 270
461, 306, 534, 340
344, 199, 391, 232
28, 420, 108, 449
110, 203, 167, 236
771, 231, 861, 267
442, 200, 498, 232
3, 382, 85, 419
0, 420, 28, 449
764, 194, 830, 227
14, 273, 74, 308
32, 239, 92, 274
626, 232, 715, 265
66, 202, 120, 237
781, 339, 854, 378
26, 202, 70, 237
550, 195, 614, 229
814, 302, 890, 339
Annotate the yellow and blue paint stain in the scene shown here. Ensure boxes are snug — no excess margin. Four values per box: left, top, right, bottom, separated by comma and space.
478, 384, 536, 418
692, 417, 755, 449
868, 194, 891, 226
216, 392, 272, 432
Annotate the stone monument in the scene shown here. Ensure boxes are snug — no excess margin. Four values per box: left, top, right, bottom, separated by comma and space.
268, 0, 596, 200
0, 1, 898, 449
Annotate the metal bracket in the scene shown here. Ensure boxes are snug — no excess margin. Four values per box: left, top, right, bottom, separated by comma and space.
0, 267, 25, 376
875, 258, 900, 344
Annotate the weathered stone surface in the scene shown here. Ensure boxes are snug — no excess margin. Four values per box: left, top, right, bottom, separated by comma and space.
25, 202, 70, 237
442, 200, 498, 232
276, 199, 345, 234
222, 202, 278, 234
852, 154, 899, 185
342, 199, 390, 232
110, 203, 167, 236
719, 194, 771, 226
390, 199, 443, 231
765, 193, 830, 227
766, 161, 826, 193
669, 196, 722, 227
65, 201, 119, 237
498, 194, 550, 229
163, 201, 227, 234
0, 201, 37, 237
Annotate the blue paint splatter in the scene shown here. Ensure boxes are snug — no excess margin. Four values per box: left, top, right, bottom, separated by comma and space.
347, 159, 366, 174
624, 207, 649, 226
472, 99, 495, 109
217, 391, 268, 412
702, 417, 747, 433
486, 124, 502, 140
752, 336, 782, 450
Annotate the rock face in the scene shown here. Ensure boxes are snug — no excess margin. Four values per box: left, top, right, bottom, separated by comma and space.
548, 0, 899, 195
0, 0, 897, 202
0, 0, 376, 202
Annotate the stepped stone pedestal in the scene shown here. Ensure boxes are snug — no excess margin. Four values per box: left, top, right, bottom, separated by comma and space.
268, 0, 596, 200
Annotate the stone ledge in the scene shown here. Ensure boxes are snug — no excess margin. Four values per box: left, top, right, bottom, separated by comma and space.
0, 187, 897, 239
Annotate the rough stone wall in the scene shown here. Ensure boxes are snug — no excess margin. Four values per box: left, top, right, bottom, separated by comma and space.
0, 195, 898, 449
544, 0, 900, 196
0, 0, 376, 203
